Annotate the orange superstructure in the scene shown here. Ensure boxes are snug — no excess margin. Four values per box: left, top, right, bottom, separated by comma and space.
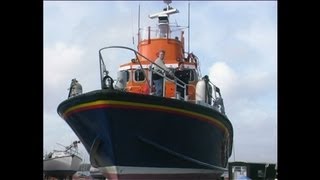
117, 7, 199, 101
138, 38, 184, 63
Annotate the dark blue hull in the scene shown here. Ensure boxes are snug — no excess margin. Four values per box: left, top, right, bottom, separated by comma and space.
58, 90, 233, 179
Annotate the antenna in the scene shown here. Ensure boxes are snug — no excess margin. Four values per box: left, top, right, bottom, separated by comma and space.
137, 3, 141, 48
149, 0, 178, 19
131, 5, 135, 48
149, 8, 179, 19
138, 4, 140, 34
164, 0, 172, 10
188, 1, 190, 55
165, 0, 171, 14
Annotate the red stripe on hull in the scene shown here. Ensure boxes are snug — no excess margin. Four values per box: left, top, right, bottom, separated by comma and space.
103, 173, 222, 180
65, 103, 226, 133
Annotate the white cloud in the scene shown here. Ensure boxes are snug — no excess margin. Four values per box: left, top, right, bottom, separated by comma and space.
235, 16, 277, 69
207, 52, 277, 164
208, 63, 273, 99
227, 97, 277, 163
44, 42, 85, 88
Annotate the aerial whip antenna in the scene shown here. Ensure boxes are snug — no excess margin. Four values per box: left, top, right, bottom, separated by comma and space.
131, 6, 135, 49
137, 3, 141, 49
188, 1, 190, 55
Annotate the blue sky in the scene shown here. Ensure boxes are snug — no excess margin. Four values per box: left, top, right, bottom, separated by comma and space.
44, 1, 277, 164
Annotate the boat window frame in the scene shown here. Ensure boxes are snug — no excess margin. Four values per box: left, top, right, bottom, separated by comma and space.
119, 70, 130, 82
133, 69, 147, 82
188, 69, 197, 82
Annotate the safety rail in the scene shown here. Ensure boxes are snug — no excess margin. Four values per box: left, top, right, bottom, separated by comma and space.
98, 46, 226, 115
138, 25, 188, 42
99, 46, 189, 99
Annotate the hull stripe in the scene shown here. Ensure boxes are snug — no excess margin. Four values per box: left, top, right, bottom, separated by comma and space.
63, 100, 229, 135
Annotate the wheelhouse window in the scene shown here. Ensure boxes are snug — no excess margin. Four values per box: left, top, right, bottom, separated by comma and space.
119, 70, 129, 82
134, 69, 145, 82
187, 69, 196, 81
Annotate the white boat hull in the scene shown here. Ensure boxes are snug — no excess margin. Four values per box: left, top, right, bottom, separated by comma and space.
43, 155, 82, 173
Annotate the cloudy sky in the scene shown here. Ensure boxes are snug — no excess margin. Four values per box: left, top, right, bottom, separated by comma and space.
44, 1, 277, 164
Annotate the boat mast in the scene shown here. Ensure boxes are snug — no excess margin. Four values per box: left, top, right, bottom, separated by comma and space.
149, 0, 179, 38
137, 3, 140, 49
164, 0, 171, 11
188, 1, 190, 55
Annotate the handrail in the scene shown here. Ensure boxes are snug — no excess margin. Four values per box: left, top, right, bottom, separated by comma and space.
99, 46, 189, 99
206, 80, 226, 115
150, 67, 188, 98
99, 46, 226, 114
139, 25, 188, 41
